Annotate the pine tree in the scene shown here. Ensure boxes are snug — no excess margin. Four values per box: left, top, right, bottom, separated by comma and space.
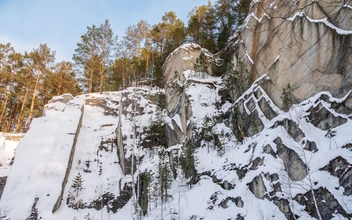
281, 83, 295, 111
180, 140, 196, 187
158, 148, 172, 204
201, 115, 216, 153
187, 3, 216, 51
73, 20, 117, 94
71, 173, 84, 197
231, 107, 244, 143
24, 44, 55, 131
138, 170, 153, 215
215, 0, 238, 50
145, 92, 166, 148
194, 52, 208, 78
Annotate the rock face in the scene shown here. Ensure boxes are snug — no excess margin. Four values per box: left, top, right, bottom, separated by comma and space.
274, 137, 308, 181
1, 64, 352, 219
321, 156, 352, 196
163, 43, 213, 86
0, 177, 6, 201
230, 0, 352, 107
295, 187, 350, 219
0, 90, 161, 219
248, 175, 266, 199
1, 1, 352, 219
0, 133, 23, 202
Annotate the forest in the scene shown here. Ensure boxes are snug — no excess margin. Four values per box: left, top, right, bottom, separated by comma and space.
0, 0, 250, 133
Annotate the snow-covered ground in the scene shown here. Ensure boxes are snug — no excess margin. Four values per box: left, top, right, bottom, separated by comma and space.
0, 133, 23, 178
0, 87, 162, 220
1, 70, 352, 219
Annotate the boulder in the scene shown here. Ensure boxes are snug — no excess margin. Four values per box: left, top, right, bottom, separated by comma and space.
274, 137, 308, 181
248, 175, 266, 199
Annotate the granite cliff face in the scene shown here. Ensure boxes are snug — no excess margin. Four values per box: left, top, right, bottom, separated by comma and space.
228, 0, 352, 107
1, 1, 352, 219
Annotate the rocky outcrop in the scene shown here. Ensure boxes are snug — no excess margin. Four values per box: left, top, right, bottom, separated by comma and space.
87, 184, 132, 213
321, 156, 352, 196
0, 177, 6, 201
248, 175, 266, 199
218, 196, 243, 208
308, 105, 348, 130
52, 106, 84, 213
274, 137, 308, 181
230, 0, 352, 107
274, 119, 305, 142
295, 187, 351, 219
163, 44, 213, 86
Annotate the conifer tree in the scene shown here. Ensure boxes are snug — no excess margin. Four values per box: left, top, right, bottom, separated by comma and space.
281, 83, 295, 111
138, 170, 153, 215
73, 19, 117, 94
231, 107, 244, 142
71, 173, 84, 197
187, 3, 216, 51
215, 0, 238, 50
145, 92, 166, 148
25, 44, 55, 131
180, 140, 196, 186
194, 51, 208, 78
201, 115, 216, 153
157, 148, 172, 204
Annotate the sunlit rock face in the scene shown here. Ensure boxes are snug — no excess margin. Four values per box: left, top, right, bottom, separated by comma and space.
231, 0, 352, 107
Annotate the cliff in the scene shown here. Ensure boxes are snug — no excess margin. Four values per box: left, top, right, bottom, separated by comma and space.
229, 0, 352, 107
1, 0, 352, 219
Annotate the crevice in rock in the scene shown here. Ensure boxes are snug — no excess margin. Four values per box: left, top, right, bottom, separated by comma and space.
52, 105, 85, 213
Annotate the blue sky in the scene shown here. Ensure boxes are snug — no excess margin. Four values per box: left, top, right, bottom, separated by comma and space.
0, 0, 209, 61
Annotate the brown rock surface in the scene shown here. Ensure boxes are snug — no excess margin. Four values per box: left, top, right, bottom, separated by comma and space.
232, 0, 352, 107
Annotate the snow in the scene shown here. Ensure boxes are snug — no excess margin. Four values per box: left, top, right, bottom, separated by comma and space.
0, 133, 23, 177
287, 12, 352, 35
165, 43, 201, 63
342, 4, 352, 10
172, 114, 183, 132
242, 12, 270, 28
242, 50, 254, 64
1, 68, 352, 219
0, 90, 160, 219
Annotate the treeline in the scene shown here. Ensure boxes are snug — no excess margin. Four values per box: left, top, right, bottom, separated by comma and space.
74, 0, 250, 93
0, 43, 81, 132
0, 0, 250, 132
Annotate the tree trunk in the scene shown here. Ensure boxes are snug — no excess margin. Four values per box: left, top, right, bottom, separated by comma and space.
99, 60, 105, 94
138, 41, 141, 65
0, 73, 14, 128
89, 67, 93, 93
6, 104, 17, 132
15, 89, 28, 133
26, 70, 41, 131
122, 59, 125, 90
57, 72, 64, 95
145, 44, 150, 83
0, 95, 9, 127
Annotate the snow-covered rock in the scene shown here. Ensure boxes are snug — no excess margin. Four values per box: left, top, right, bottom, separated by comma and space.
0, 133, 23, 201
1, 0, 352, 219
229, 0, 352, 107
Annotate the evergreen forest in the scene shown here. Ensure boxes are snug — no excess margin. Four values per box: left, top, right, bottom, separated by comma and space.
0, 0, 250, 133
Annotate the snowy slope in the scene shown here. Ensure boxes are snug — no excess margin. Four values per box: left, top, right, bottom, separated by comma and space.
0, 87, 166, 220
143, 72, 352, 220
1, 73, 352, 219
0, 133, 23, 178
0, 95, 84, 219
